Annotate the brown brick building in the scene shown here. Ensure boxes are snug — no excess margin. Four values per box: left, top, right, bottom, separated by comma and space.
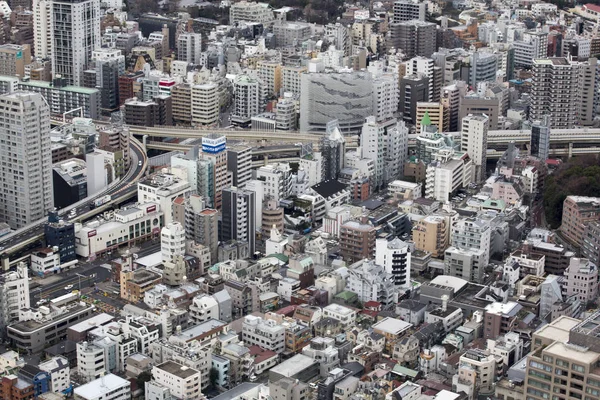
339, 217, 376, 263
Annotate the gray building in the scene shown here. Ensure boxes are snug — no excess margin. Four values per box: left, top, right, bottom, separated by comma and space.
92, 48, 125, 115
470, 52, 498, 87
389, 20, 436, 59
177, 33, 202, 65
393, 0, 426, 22
8, 304, 94, 353
226, 145, 252, 187
300, 71, 373, 135
273, 21, 312, 48
400, 74, 429, 124
221, 187, 256, 255
321, 121, 346, 181
0, 92, 53, 229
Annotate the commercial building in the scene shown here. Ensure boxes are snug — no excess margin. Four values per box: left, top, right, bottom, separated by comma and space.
227, 145, 252, 188
229, 1, 273, 24
51, 0, 101, 86
425, 150, 473, 202
412, 215, 450, 258
582, 221, 600, 267
8, 303, 94, 353
256, 163, 292, 202
561, 196, 600, 248
151, 361, 202, 400
0, 92, 53, 229
529, 58, 579, 129
138, 172, 191, 225
389, 20, 436, 59
201, 134, 229, 210
530, 121, 550, 161
73, 374, 130, 400
75, 202, 164, 259
346, 259, 398, 306
18, 78, 100, 119
191, 83, 219, 126
393, 0, 426, 22
123, 97, 172, 127
38, 356, 70, 394
181, 195, 218, 262
400, 74, 429, 125
45, 211, 76, 264
232, 75, 264, 127
91, 48, 125, 114
52, 159, 87, 209
177, 33, 202, 65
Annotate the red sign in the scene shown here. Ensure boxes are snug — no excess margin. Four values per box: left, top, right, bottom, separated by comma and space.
146, 205, 157, 213
88, 230, 97, 237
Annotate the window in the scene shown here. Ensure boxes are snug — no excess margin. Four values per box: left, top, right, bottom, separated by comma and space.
572, 363, 585, 373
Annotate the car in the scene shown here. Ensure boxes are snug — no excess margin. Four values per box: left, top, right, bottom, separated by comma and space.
64, 284, 74, 291
138, 160, 143, 167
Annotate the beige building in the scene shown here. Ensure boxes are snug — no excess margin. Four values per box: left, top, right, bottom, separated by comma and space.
191, 83, 219, 126
151, 361, 202, 399
0, 44, 31, 78
172, 83, 192, 124
412, 215, 450, 258
561, 195, 600, 248
258, 61, 282, 97
416, 102, 448, 132
281, 66, 306, 95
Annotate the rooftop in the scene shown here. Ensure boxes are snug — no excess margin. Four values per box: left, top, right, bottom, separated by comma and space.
156, 360, 199, 378
74, 374, 129, 398
373, 317, 412, 335
269, 354, 315, 377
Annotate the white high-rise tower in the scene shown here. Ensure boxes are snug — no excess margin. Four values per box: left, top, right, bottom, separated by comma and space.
33, 0, 53, 58
0, 92, 53, 229
51, 0, 101, 86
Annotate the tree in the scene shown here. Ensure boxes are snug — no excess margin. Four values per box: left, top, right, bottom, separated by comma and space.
137, 371, 152, 389
209, 367, 219, 388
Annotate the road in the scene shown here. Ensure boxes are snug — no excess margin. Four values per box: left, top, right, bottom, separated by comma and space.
0, 137, 148, 258
30, 264, 112, 305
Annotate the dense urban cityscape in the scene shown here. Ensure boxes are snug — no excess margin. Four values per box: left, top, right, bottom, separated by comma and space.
0, 0, 599, 400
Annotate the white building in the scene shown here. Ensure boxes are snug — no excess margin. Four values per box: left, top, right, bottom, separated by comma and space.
77, 341, 108, 382
191, 83, 219, 126
51, 0, 101, 86
256, 162, 292, 201
389, 180, 422, 200
73, 373, 130, 400
39, 356, 70, 393
445, 217, 491, 283
346, 259, 398, 306
232, 74, 265, 126
0, 264, 30, 337
376, 238, 411, 289
0, 92, 53, 229
189, 294, 219, 325
242, 315, 286, 353
229, 1, 273, 24
177, 33, 202, 65
322, 304, 356, 328
461, 114, 488, 182
161, 222, 186, 264
151, 361, 202, 400
33, 0, 52, 58
30, 247, 62, 276
425, 150, 473, 202
138, 171, 191, 225
75, 202, 163, 259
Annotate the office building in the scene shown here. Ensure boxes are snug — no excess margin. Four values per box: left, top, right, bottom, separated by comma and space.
400, 74, 429, 124
52, 158, 88, 209
406, 56, 441, 102
257, 61, 282, 97
177, 33, 202, 65
281, 65, 306, 95
375, 238, 411, 289
416, 103, 448, 132
461, 114, 488, 182
470, 52, 498, 87
138, 172, 191, 225
273, 21, 312, 48
73, 374, 130, 400
51, 0, 101, 86
0, 92, 53, 229
172, 83, 191, 124
483, 301, 522, 340
582, 221, 600, 267
390, 21, 436, 59
227, 145, 252, 188
561, 196, 600, 248
393, 0, 426, 22
242, 315, 286, 353
123, 97, 172, 127
98, 125, 130, 168
0, 44, 32, 78
256, 163, 292, 202
221, 187, 256, 254
513, 31, 548, 68
45, 211, 76, 263
321, 122, 346, 181
181, 195, 218, 262
458, 94, 499, 130
339, 217, 376, 264
425, 150, 473, 202
161, 222, 185, 264
201, 134, 228, 210
91, 48, 125, 114
191, 83, 219, 126
18, 78, 100, 119
300, 70, 374, 135
529, 58, 579, 129
579, 57, 599, 126
8, 303, 94, 353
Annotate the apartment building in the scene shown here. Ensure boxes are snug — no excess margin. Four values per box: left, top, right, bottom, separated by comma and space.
583, 221, 600, 267
452, 349, 498, 398
38, 356, 70, 393
151, 361, 202, 400
0, 44, 31, 77
242, 315, 286, 353
461, 114, 489, 182
412, 215, 450, 258
375, 238, 411, 289
73, 374, 130, 400
0, 264, 30, 337
191, 83, 219, 126
564, 257, 599, 304
339, 217, 376, 264
222, 187, 256, 254
561, 196, 600, 248
229, 1, 273, 24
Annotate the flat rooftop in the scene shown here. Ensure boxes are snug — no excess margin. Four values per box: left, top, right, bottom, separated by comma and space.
373, 317, 412, 335
156, 360, 199, 378
74, 374, 129, 398
270, 354, 315, 377
67, 313, 114, 333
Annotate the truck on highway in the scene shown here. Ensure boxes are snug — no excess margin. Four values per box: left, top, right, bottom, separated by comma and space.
90, 195, 112, 209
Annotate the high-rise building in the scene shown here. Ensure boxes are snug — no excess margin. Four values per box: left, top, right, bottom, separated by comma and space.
232, 75, 264, 127
393, 0, 426, 22
400, 74, 429, 124
0, 264, 30, 337
51, 0, 101, 86
441, 82, 467, 132
221, 187, 256, 254
564, 257, 599, 304
176, 33, 202, 65
461, 114, 488, 182
227, 145, 252, 188
183, 194, 218, 263
579, 57, 599, 126
191, 83, 219, 126
389, 20, 436, 59
375, 238, 411, 288
229, 1, 273, 24
470, 51, 498, 87
33, 0, 52, 58
257, 61, 282, 97
320, 121, 346, 181
530, 119, 550, 161
161, 222, 186, 264
530, 57, 579, 129
201, 134, 228, 210
45, 211, 76, 263
0, 45, 32, 78
0, 92, 53, 229
91, 48, 125, 114
255, 163, 292, 202
561, 196, 600, 248
412, 215, 450, 258
339, 217, 376, 264
406, 56, 441, 102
